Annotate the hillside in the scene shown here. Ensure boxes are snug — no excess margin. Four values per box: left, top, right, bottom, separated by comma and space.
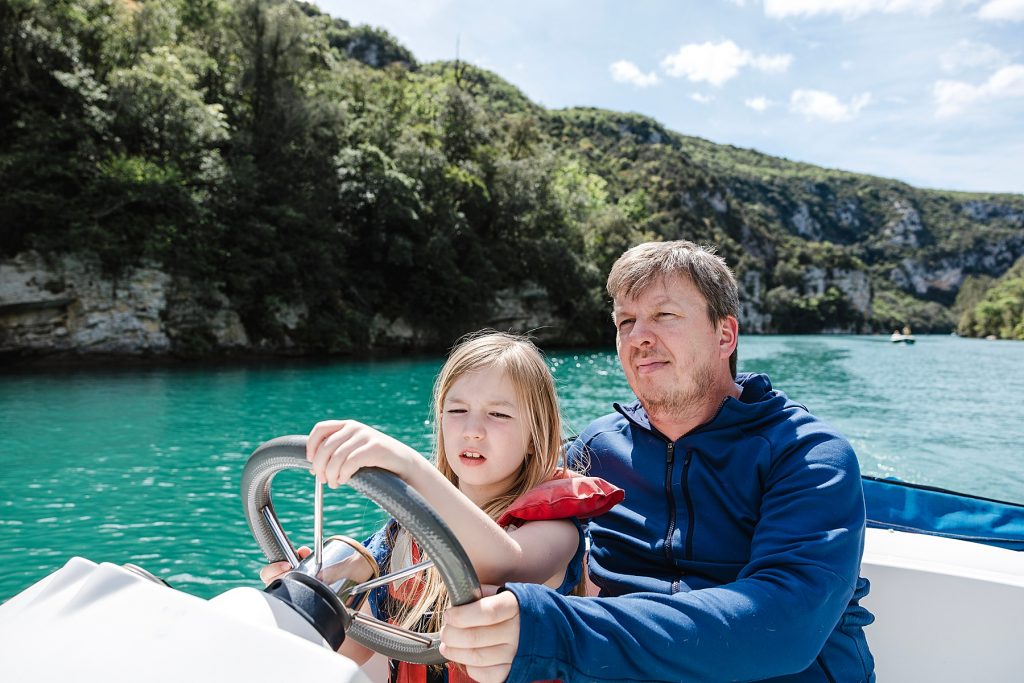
1, 0, 1022, 360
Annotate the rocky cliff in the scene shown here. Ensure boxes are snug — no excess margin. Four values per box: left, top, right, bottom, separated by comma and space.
0, 252, 247, 358
0, 252, 572, 359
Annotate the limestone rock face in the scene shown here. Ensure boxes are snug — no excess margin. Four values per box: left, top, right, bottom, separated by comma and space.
0, 250, 580, 358
803, 266, 872, 315
369, 314, 419, 348
834, 198, 861, 230
366, 284, 571, 349
163, 277, 249, 351
960, 200, 1024, 225
791, 201, 823, 241
887, 237, 1024, 297
739, 269, 767, 333
488, 284, 563, 344
882, 200, 923, 248
0, 251, 245, 357
0, 252, 171, 355
701, 190, 729, 214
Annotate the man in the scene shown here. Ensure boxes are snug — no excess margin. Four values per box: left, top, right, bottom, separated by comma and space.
439, 240, 875, 682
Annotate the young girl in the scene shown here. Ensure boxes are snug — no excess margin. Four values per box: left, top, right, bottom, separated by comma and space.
260, 331, 622, 682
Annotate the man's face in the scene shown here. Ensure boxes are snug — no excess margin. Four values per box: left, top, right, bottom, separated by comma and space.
613, 274, 731, 417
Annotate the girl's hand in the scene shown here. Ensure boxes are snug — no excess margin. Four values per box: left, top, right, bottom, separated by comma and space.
306, 420, 425, 489
258, 546, 311, 586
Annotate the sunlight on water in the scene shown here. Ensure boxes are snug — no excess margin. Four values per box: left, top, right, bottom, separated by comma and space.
1, 335, 1022, 602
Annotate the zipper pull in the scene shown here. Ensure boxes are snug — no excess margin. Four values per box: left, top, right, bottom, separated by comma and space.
667, 441, 675, 463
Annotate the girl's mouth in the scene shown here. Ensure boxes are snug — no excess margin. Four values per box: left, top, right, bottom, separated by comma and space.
459, 450, 486, 465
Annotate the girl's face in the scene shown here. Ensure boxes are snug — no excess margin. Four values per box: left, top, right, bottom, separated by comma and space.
440, 365, 532, 506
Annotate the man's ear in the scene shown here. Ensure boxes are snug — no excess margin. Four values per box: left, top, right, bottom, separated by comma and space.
719, 316, 739, 359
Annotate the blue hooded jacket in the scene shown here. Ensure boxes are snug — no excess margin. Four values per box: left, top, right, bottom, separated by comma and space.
502, 372, 875, 682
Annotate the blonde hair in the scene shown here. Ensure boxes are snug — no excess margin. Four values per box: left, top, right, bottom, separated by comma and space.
388, 330, 576, 633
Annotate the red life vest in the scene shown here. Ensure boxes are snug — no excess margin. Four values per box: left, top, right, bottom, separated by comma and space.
495, 470, 624, 528
388, 473, 624, 683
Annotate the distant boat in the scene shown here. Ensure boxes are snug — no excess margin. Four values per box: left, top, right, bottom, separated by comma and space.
890, 331, 916, 344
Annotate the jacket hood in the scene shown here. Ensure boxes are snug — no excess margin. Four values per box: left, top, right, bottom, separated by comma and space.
614, 372, 793, 437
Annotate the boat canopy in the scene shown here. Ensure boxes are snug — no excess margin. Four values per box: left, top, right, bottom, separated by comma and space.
863, 475, 1024, 551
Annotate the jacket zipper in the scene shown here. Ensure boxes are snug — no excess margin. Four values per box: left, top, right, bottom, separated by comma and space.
662, 441, 676, 564
666, 445, 695, 590
682, 449, 695, 560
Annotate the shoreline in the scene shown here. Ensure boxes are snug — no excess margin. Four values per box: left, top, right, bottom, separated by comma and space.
5, 331, 1018, 374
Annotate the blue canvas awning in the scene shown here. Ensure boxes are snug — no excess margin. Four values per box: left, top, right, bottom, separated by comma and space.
863, 475, 1024, 551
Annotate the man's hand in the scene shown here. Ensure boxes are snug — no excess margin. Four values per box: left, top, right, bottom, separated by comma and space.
439, 591, 521, 683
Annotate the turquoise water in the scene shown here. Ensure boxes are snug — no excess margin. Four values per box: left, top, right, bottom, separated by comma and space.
2, 335, 1022, 602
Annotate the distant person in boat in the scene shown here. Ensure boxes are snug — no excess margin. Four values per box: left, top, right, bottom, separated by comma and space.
440, 241, 875, 683
259, 331, 622, 683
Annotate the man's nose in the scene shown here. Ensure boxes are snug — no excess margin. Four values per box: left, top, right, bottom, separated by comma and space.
625, 318, 655, 348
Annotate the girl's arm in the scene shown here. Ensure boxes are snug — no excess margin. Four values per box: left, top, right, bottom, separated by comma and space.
307, 420, 578, 587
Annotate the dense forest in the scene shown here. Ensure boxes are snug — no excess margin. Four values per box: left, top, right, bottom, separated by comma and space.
2, 0, 1023, 359
954, 256, 1024, 340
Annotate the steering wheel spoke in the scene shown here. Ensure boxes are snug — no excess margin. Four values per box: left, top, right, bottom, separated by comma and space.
349, 558, 436, 596
350, 611, 435, 646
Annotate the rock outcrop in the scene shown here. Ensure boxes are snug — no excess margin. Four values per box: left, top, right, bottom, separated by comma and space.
0, 252, 574, 358
0, 252, 246, 358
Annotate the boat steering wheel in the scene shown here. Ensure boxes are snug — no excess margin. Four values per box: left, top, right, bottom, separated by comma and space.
241, 435, 482, 664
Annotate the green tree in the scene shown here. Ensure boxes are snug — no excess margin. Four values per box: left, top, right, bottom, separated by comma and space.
108, 46, 227, 166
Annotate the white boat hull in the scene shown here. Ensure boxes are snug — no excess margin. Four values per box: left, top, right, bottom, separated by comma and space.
0, 557, 374, 682
861, 527, 1024, 681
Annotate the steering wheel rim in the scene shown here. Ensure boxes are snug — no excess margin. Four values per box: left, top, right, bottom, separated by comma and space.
241, 435, 482, 664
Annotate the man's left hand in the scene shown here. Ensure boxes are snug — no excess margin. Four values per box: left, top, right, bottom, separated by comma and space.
439, 591, 521, 683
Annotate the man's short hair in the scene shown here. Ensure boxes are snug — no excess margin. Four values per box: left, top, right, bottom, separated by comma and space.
607, 240, 740, 375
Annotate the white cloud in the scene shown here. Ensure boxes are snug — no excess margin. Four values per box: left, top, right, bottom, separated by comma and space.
661, 40, 792, 87
745, 96, 772, 111
764, 0, 943, 19
609, 60, 660, 88
939, 40, 1007, 73
750, 53, 793, 72
790, 89, 872, 121
691, 92, 714, 104
977, 0, 1024, 21
934, 64, 1024, 117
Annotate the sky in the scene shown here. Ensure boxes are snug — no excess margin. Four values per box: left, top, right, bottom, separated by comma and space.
317, 0, 1024, 195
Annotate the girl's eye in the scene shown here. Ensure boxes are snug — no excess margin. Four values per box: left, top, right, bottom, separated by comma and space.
445, 408, 467, 415
490, 412, 512, 419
